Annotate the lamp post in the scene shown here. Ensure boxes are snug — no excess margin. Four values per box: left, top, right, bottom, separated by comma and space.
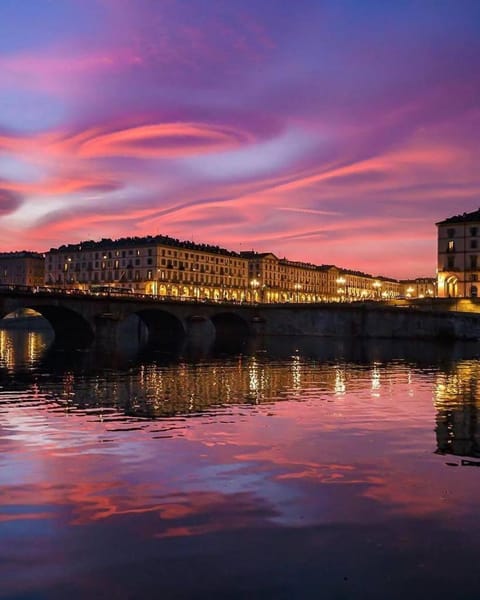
294, 282, 302, 303
406, 286, 414, 299
336, 276, 346, 302
250, 278, 259, 303
372, 280, 382, 299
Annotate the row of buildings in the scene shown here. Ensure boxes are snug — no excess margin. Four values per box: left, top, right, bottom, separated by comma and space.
4, 207, 480, 301
0, 234, 436, 302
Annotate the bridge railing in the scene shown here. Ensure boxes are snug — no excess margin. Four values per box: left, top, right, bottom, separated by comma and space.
0, 284, 253, 305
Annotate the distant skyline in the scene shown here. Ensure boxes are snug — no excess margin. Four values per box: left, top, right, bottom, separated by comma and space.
1, 0, 479, 278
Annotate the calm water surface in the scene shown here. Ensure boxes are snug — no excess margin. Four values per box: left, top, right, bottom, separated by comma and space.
1, 328, 479, 599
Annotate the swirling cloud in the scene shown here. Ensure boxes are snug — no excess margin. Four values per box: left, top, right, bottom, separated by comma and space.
75, 122, 253, 159
0, 188, 22, 216
1, 0, 480, 277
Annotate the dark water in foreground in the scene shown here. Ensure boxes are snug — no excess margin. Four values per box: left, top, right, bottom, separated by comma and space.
1, 328, 480, 599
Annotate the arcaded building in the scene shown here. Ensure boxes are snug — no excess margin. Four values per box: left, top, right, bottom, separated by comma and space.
437, 209, 480, 298
400, 278, 437, 298
241, 252, 326, 302
241, 253, 401, 302
45, 236, 250, 301
44, 234, 403, 302
0, 252, 45, 287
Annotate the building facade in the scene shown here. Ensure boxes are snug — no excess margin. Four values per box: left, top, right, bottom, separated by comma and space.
240, 253, 401, 302
45, 236, 250, 301
0, 252, 45, 287
44, 235, 403, 303
400, 278, 436, 298
241, 252, 327, 302
437, 209, 480, 298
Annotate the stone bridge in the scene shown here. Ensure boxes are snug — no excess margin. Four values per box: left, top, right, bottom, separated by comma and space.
1, 289, 480, 347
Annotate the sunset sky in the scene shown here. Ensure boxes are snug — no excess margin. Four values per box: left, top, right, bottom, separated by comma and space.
1, 0, 479, 278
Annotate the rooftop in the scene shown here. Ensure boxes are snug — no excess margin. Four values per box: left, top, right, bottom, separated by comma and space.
49, 235, 242, 258
0, 251, 44, 259
436, 208, 480, 225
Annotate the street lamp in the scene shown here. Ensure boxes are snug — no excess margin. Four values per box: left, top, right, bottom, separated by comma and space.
372, 280, 382, 299
250, 278, 259, 303
406, 286, 414, 298
336, 277, 346, 301
294, 282, 302, 303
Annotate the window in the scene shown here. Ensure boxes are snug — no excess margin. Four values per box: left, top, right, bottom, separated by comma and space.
471, 240, 478, 249
447, 228, 455, 237
471, 227, 478, 237
470, 255, 478, 269
471, 285, 478, 298
471, 274, 478, 281
447, 256, 455, 269
447, 240, 455, 252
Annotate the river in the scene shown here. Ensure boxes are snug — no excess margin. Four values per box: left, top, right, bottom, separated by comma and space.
1, 326, 479, 599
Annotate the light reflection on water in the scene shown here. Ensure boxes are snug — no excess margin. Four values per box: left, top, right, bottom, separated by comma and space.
1, 327, 480, 599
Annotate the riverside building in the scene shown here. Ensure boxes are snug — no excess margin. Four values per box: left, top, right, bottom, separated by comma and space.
45, 236, 250, 301
437, 209, 480, 298
400, 278, 437, 298
0, 251, 45, 287
240, 252, 326, 303
44, 235, 402, 302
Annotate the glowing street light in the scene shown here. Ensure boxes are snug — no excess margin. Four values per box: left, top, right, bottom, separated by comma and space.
372, 280, 382, 299
336, 277, 346, 300
250, 278, 259, 302
294, 282, 302, 303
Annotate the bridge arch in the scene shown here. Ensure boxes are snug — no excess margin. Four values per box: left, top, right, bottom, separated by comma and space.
129, 308, 186, 347
1, 304, 94, 347
210, 312, 251, 340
